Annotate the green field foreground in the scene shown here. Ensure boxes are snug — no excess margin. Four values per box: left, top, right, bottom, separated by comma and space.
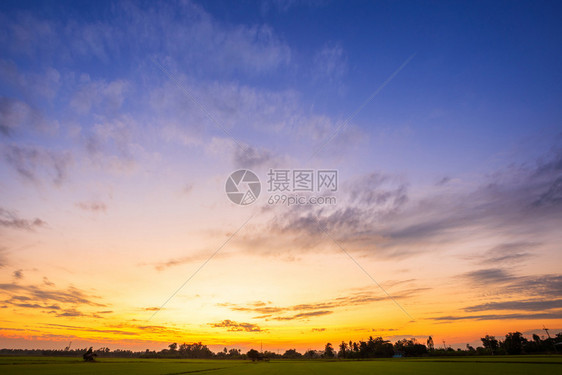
1, 355, 561, 375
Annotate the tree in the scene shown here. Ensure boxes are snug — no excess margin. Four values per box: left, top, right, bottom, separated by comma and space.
427, 336, 434, 351
323, 343, 335, 358
282, 349, 302, 359
338, 341, 348, 358
83, 347, 97, 362
168, 343, 178, 352
394, 338, 427, 357
480, 335, 499, 354
503, 332, 526, 355
303, 349, 319, 359
247, 349, 260, 362
228, 348, 241, 358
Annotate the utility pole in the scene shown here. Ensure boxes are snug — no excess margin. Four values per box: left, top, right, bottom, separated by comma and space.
543, 326, 551, 339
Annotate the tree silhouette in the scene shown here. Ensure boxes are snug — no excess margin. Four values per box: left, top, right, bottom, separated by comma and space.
323, 343, 335, 358
282, 349, 302, 359
481, 335, 499, 355
82, 347, 97, 362
247, 349, 260, 361
503, 332, 526, 355
427, 336, 434, 351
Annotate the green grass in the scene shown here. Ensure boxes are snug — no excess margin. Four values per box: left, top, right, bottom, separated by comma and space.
0, 355, 560, 374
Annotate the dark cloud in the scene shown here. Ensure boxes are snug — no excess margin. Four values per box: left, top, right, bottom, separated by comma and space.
478, 242, 539, 265
534, 176, 562, 207
461, 269, 562, 299
245, 145, 562, 261
75, 201, 107, 212
2, 144, 72, 185
55, 308, 84, 317
210, 319, 264, 332
42, 277, 54, 286
0, 281, 105, 318
274, 310, 333, 320
257, 173, 409, 252
430, 312, 562, 321
0, 207, 46, 231
0, 97, 48, 137
12, 269, 23, 279
312, 328, 326, 332
233, 145, 272, 169
462, 268, 516, 285
144, 307, 161, 311
464, 299, 562, 312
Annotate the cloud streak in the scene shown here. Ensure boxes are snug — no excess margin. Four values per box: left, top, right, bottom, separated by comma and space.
210, 320, 264, 332
0, 208, 46, 231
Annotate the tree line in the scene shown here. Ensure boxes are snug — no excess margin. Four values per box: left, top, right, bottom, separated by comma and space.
1, 330, 559, 359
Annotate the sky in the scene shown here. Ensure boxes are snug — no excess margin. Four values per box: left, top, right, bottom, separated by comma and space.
0, 0, 561, 352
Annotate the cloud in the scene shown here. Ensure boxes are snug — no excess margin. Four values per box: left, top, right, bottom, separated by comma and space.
0, 1, 290, 74
464, 299, 562, 312
70, 78, 128, 115
55, 308, 84, 317
220, 287, 426, 321
237, 172, 409, 257
234, 145, 273, 169
42, 323, 139, 336
12, 269, 23, 280
313, 43, 347, 83
462, 268, 516, 285
479, 242, 538, 264
0, 282, 105, 313
0, 97, 45, 136
311, 328, 326, 332
273, 310, 333, 321
0, 207, 46, 231
2, 144, 72, 185
143, 307, 161, 311
0, 247, 7, 268
241, 143, 562, 261
461, 269, 562, 299
430, 312, 562, 322
210, 320, 264, 332
75, 201, 107, 213
0, 60, 61, 102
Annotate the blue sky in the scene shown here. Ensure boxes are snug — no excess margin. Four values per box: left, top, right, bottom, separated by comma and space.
0, 0, 561, 350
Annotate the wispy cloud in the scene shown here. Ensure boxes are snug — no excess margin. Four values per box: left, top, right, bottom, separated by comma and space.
0, 207, 46, 231
464, 299, 562, 312
2, 144, 72, 185
430, 312, 562, 322
0, 281, 106, 318
219, 287, 427, 321
313, 42, 347, 83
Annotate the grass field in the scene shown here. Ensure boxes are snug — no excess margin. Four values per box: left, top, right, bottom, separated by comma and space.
1, 355, 560, 374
